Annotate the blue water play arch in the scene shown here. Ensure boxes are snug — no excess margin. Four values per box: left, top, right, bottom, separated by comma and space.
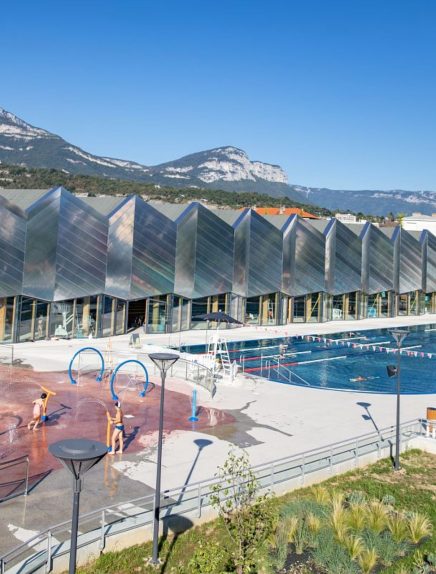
68, 347, 105, 385
109, 359, 149, 401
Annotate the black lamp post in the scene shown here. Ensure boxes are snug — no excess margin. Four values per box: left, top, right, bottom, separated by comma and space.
148, 352, 180, 565
49, 438, 107, 573
387, 328, 408, 471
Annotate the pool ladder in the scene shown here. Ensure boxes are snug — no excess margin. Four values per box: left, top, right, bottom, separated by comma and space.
268, 357, 311, 386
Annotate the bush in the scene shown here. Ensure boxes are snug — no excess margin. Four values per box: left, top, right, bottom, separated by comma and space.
407, 513, 433, 544
347, 490, 367, 506
188, 539, 232, 574
365, 501, 389, 533
381, 494, 396, 507
346, 503, 367, 531
311, 527, 359, 574
210, 449, 276, 574
357, 547, 378, 574
387, 512, 410, 542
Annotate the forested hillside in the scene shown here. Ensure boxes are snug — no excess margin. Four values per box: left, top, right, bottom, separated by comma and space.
0, 163, 335, 214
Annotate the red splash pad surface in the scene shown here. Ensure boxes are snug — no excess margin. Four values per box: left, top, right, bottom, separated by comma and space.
0, 365, 232, 487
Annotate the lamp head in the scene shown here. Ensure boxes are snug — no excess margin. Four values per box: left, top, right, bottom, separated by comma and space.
148, 352, 179, 374
49, 438, 107, 480
389, 329, 408, 347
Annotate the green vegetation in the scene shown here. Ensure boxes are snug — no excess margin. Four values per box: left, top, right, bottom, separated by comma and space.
78, 450, 436, 574
0, 163, 383, 220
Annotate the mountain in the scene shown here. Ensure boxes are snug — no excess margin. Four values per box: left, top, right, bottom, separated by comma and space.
291, 185, 436, 217
1, 106, 436, 215
0, 107, 305, 201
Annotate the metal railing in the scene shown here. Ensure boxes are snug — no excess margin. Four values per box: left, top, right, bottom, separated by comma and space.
0, 455, 29, 503
0, 418, 429, 574
270, 357, 311, 387
86, 350, 217, 398
170, 358, 217, 398
423, 418, 436, 438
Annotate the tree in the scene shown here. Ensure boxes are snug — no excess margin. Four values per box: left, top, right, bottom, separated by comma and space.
210, 449, 276, 574
396, 212, 405, 227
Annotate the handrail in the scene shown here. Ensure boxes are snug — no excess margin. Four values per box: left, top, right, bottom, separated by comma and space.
117, 351, 217, 398
0, 418, 426, 573
173, 358, 217, 398
0, 454, 30, 503
272, 358, 311, 387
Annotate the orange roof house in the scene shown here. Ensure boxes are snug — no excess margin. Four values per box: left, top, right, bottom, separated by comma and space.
241, 206, 318, 219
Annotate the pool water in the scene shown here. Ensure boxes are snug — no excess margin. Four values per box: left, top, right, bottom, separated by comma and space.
182, 324, 436, 394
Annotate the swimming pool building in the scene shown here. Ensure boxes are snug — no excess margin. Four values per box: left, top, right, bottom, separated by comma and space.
0, 186, 434, 342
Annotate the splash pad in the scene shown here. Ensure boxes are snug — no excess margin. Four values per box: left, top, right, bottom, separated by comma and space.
0, 345, 232, 499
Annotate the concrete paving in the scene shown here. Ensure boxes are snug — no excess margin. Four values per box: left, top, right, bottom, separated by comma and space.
1, 314, 436, 557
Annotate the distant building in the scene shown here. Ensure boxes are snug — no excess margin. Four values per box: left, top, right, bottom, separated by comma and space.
247, 206, 318, 219
402, 213, 436, 234
335, 213, 357, 223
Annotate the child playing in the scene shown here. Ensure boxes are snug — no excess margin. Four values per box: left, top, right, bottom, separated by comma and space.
110, 401, 124, 455
28, 392, 47, 431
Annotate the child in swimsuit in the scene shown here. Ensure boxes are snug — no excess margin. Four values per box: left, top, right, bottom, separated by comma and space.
28, 393, 47, 431
110, 401, 124, 455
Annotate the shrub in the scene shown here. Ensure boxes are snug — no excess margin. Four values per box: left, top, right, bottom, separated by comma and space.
288, 516, 312, 555
307, 513, 321, 534
331, 491, 345, 507
311, 528, 359, 574
311, 485, 330, 505
387, 512, 410, 542
381, 494, 396, 507
357, 547, 378, 574
365, 501, 388, 533
427, 552, 436, 566
188, 539, 231, 574
407, 513, 433, 544
342, 534, 364, 561
347, 490, 367, 506
267, 525, 289, 571
362, 529, 408, 567
331, 501, 349, 543
286, 516, 299, 546
346, 503, 367, 531
210, 449, 276, 574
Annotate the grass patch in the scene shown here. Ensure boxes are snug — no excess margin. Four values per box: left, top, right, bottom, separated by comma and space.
78, 449, 436, 574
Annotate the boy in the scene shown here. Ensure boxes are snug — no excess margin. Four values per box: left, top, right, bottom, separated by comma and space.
28, 392, 47, 431
110, 401, 124, 455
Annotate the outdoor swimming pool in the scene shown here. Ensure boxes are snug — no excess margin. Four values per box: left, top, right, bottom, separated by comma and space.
182, 324, 436, 394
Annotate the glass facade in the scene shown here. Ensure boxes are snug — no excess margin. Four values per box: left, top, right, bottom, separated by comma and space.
146, 295, 169, 333
0, 297, 16, 343
397, 291, 420, 316
1, 186, 436, 343
325, 292, 360, 321
364, 291, 393, 318
423, 293, 436, 314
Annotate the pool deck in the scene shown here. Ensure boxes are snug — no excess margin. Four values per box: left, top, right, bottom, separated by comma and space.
1, 314, 436, 556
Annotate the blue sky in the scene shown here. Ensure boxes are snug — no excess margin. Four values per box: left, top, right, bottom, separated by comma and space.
2, 0, 436, 190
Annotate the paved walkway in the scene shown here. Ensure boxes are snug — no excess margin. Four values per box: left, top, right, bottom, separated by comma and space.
1, 314, 435, 557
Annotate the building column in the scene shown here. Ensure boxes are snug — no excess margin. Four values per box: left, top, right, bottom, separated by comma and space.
110, 298, 116, 336
82, 297, 90, 336
0, 298, 6, 342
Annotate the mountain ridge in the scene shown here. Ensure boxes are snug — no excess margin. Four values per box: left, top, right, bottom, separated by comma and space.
2, 106, 436, 215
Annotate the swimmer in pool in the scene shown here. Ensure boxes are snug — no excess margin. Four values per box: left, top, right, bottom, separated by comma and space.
350, 375, 367, 382
28, 392, 47, 431
110, 401, 124, 455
